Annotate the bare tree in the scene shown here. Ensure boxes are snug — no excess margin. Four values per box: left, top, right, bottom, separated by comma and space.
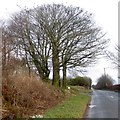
4, 4, 108, 87
7, 9, 51, 81
106, 45, 120, 68
32, 4, 108, 87
1, 23, 17, 70
60, 26, 106, 88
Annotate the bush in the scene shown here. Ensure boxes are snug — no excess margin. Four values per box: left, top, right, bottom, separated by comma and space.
67, 76, 92, 89
2, 59, 64, 118
95, 74, 114, 90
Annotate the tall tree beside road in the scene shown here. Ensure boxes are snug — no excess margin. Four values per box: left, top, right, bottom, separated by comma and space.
4, 4, 108, 87
7, 9, 51, 81
33, 4, 107, 87
1, 24, 17, 70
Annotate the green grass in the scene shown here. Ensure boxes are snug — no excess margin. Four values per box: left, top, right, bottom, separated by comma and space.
43, 87, 91, 118
70, 86, 92, 94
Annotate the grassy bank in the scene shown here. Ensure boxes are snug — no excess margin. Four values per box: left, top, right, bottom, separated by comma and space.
44, 87, 91, 118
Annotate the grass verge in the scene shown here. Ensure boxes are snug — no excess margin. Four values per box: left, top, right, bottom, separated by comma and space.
43, 87, 91, 118
70, 86, 92, 94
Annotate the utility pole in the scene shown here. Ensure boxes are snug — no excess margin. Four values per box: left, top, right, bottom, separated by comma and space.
104, 68, 106, 75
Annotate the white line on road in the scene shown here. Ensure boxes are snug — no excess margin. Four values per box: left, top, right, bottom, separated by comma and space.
110, 96, 114, 98
89, 105, 96, 108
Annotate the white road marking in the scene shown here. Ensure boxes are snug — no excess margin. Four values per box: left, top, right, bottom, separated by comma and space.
110, 96, 114, 98
89, 105, 96, 108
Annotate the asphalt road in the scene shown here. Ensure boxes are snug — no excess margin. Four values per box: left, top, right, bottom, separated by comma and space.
85, 90, 119, 118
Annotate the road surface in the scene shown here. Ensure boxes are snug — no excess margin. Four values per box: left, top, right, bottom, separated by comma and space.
85, 90, 119, 118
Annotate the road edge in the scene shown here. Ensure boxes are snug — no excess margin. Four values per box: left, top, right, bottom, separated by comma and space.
82, 93, 92, 118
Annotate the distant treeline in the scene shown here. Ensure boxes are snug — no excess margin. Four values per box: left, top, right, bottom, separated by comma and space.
92, 74, 120, 92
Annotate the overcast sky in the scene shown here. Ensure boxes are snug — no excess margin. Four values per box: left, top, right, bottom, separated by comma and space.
0, 0, 119, 84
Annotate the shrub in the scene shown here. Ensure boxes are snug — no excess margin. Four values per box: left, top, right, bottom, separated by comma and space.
2, 59, 64, 118
67, 76, 92, 89
95, 74, 114, 90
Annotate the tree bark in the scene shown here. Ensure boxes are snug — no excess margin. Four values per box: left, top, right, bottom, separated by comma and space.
62, 62, 67, 88
52, 45, 60, 87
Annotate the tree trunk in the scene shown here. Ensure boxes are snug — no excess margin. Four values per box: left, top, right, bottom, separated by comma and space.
52, 46, 60, 87
33, 56, 49, 81
62, 62, 67, 88
2, 48, 6, 70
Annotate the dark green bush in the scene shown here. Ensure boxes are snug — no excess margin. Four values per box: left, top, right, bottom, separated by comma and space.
67, 76, 92, 89
95, 74, 114, 90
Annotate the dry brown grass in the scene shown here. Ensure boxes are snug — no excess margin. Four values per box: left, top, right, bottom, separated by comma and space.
2, 59, 64, 118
